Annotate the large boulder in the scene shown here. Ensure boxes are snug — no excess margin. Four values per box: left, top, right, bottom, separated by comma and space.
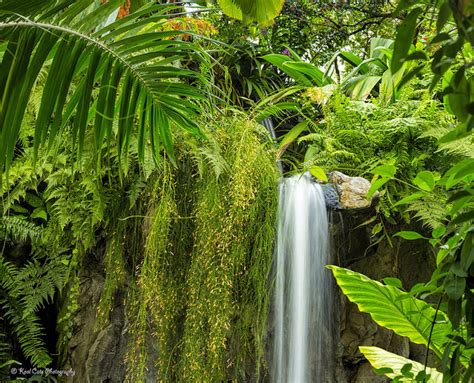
328, 171, 378, 210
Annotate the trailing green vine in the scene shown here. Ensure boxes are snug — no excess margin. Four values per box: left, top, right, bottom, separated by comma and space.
122, 114, 279, 382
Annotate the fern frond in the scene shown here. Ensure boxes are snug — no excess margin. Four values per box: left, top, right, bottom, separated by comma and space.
0, 256, 53, 367
0, 216, 43, 243
405, 193, 449, 229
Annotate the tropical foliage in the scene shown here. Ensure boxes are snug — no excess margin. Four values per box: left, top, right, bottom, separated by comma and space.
0, 0, 203, 174
0, 0, 473, 382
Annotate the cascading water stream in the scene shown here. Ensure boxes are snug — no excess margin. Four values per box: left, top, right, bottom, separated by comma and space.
273, 173, 334, 383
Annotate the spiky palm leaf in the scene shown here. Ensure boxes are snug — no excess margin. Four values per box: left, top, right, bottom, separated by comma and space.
0, 0, 204, 174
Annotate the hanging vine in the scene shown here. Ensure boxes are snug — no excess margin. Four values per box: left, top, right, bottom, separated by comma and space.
122, 114, 279, 382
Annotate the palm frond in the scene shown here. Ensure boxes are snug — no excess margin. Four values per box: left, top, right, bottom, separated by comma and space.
0, 0, 204, 174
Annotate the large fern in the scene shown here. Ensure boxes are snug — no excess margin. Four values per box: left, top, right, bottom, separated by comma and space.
0, 256, 55, 367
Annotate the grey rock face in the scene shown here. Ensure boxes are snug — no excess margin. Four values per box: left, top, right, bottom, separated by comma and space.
63, 267, 129, 383
321, 183, 340, 209
331, 210, 435, 383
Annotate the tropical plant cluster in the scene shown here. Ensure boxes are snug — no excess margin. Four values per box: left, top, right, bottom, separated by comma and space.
0, 0, 473, 382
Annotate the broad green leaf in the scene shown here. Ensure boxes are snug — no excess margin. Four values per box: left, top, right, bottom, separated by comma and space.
350, 75, 381, 100
370, 37, 394, 60
461, 232, 474, 272
413, 171, 436, 192
278, 121, 308, 156
446, 68, 470, 122
340, 51, 368, 73
367, 177, 389, 199
216, 0, 284, 26
262, 54, 313, 86
396, 64, 425, 91
383, 277, 403, 289
444, 158, 474, 189
394, 231, 425, 240
444, 276, 466, 300
372, 164, 396, 178
451, 211, 474, 225
391, 7, 423, 73
360, 346, 443, 382
309, 166, 327, 182
432, 226, 446, 239
284, 62, 332, 86
328, 266, 451, 358
31, 208, 47, 221
379, 69, 394, 104
436, 1, 452, 33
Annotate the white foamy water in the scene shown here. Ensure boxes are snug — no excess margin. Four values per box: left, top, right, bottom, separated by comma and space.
273, 173, 334, 383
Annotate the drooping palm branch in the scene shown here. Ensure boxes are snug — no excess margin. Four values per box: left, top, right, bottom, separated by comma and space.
0, 0, 204, 174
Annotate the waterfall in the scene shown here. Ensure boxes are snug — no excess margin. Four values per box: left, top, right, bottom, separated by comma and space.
273, 173, 334, 383
261, 118, 283, 173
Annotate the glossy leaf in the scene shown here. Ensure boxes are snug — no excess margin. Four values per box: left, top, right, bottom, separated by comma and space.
391, 7, 423, 73
413, 171, 436, 192
278, 121, 309, 154
394, 231, 425, 240
216, 0, 284, 26
328, 266, 452, 358
360, 346, 443, 382
309, 166, 328, 182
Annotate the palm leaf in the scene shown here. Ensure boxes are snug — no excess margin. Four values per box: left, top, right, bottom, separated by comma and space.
345, 75, 381, 100
0, 1, 204, 174
328, 266, 451, 359
262, 54, 313, 86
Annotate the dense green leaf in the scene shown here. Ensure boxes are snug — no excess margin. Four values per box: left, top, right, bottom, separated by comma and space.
445, 276, 466, 301
349, 75, 381, 100
216, 0, 284, 26
262, 54, 313, 86
328, 266, 451, 358
413, 171, 436, 192
383, 277, 403, 289
360, 346, 443, 382
0, 1, 203, 174
309, 166, 327, 182
391, 7, 423, 73
367, 177, 389, 199
394, 231, 425, 240
372, 164, 397, 178
278, 121, 309, 152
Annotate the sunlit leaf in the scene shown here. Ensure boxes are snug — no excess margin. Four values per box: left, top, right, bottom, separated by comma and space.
328, 266, 451, 358
360, 346, 443, 382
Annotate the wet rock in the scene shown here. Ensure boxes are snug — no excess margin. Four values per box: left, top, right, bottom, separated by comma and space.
329, 171, 378, 209
353, 362, 388, 383
60, 249, 160, 383
63, 267, 129, 383
332, 222, 435, 383
321, 183, 340, 209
